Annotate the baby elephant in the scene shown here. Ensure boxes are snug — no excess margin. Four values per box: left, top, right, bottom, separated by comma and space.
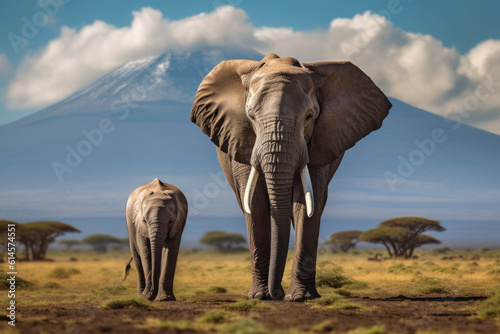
124, 178, 187, 301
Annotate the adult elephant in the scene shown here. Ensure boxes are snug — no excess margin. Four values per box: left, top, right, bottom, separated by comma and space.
190, 53, 391, 301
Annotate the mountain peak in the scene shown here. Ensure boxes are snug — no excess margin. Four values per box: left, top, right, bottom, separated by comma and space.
16, 45, 263, 125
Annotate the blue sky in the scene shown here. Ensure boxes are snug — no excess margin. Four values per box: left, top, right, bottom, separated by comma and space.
1, 0, 499, 130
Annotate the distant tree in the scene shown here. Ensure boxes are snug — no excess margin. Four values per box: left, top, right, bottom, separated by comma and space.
82, 234, 121, 253
0, 220, 17, 262
58, 239, 81, 250
359, 217, 444, 258
199, 231, 246, 253
120, 237, 130, 250
17, 221, 80, 260
322, 230, 362, 253
109, 238, 130, 252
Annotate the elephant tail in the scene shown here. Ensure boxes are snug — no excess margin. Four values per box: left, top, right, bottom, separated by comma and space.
123, 257, 133, 282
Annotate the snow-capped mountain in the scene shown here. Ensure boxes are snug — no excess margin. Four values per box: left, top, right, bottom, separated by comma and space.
0, 45, 498, 247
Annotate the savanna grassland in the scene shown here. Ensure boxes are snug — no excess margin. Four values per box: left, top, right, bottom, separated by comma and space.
1, 248, 500, 334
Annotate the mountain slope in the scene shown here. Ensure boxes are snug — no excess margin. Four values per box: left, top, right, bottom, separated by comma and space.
0, 46, 498, 247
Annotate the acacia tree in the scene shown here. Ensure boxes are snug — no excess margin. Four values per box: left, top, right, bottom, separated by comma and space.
199, 231, 246, 253
322, 230, 362, 253
58, 239, 81, 250
359, 217, 444, 258
82, 234, 121, 253
17, 221, 80, 260
0, 220, 17, 262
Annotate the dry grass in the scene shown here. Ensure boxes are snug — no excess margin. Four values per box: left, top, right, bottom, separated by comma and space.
4, 248, 499, 330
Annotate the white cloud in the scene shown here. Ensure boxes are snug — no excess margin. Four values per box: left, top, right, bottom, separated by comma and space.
6, 6, 255, 110
252, 12, 500, 134
5, 7, 500, 134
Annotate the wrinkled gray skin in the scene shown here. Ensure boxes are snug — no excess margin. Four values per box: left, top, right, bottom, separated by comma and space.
191, 54, 391, 301
125, 178, 187, 301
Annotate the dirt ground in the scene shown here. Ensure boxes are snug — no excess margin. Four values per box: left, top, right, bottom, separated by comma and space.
14, 293, 498, 334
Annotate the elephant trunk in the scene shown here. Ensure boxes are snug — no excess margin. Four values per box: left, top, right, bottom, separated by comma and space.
264, 161, 294, 300
148, 222, 165, 301
260, 126, 299, 300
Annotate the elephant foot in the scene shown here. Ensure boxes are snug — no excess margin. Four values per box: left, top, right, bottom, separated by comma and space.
156, 293, 176, 302
248, 286, 270, 300
141, 290, 157, 301
285, 284, 320, 302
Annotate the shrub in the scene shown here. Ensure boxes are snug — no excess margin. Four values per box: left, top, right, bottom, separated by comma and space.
208, 286, 228, 294
0, 272, 34, 289
414, 276, 446, 294
478, 292, 500, 319
102, 297, 150, 309
316, 265, 352, 288
47, 267, 80, 279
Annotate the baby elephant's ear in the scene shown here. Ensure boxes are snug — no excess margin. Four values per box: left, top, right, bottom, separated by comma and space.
190, 59, 260, 164
133, 189, 151, 222
164, 190, 187, 238
303, 61, 392, 167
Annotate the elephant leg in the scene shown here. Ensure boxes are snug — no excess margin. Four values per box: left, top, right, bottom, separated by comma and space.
131, 243, 146, 295
243, 188, 272, 300
156, 233, 182, 301
286, 159, 342, 302
137, 234, 153, 298
223, 154, 272, 300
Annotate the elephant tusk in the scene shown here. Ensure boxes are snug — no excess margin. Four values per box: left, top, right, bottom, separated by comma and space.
301, 166, 314, 217
243, 167, 259, 214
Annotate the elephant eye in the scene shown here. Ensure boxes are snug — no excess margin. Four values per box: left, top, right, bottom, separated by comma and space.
306, 114, 313, 121
247, 109, 255, 120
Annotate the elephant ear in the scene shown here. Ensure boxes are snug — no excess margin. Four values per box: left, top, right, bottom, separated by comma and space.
303, 61, 392, 167
164, 190, 188, 239
190, 59, 260, 164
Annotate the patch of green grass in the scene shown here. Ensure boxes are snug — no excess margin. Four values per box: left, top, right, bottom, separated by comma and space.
208, 286, 228, 293
155, 319, 195, 330
335, 288, 352, 297
388, 262, 421, 274
102, 297, 151, 310
431, 263, 460, 274
477, 291, 500, 319
310, 294, 345, 306
42, 282, 61, 289
414, 276, 447, 294
310, 293, 363, 310
348, 325, 387, 334
228, 299, 271, 312
0, 272, 34, 289
387, 263, 406, 273
198, 310, 227, 324
220, 319, 268, 334
46, 267, 81, 279
95, 285, 126, 295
